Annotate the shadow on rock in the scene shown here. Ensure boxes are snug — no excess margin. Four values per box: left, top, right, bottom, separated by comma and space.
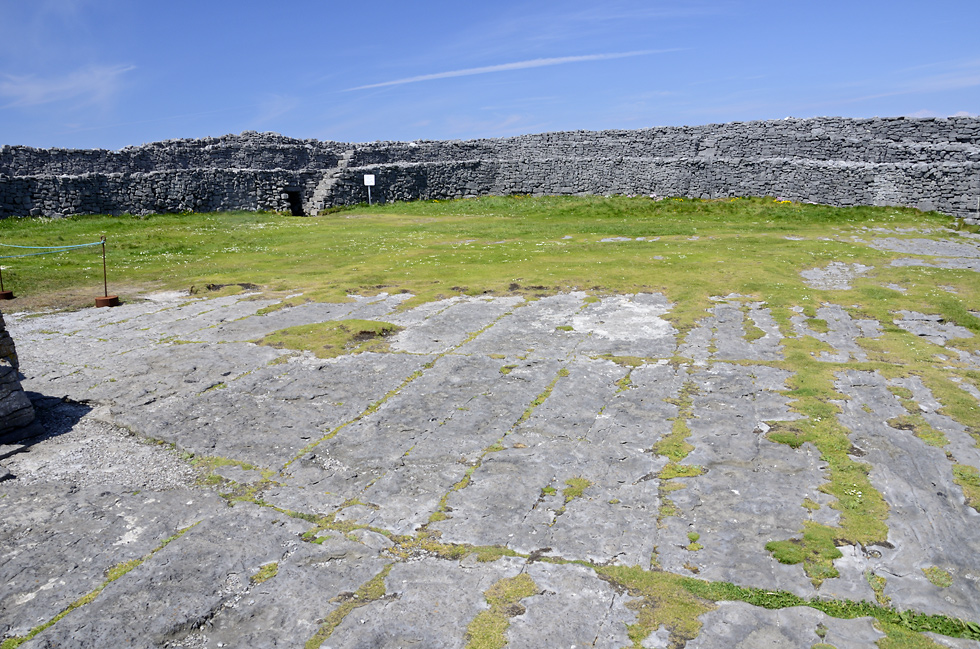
1, 394, 91, 458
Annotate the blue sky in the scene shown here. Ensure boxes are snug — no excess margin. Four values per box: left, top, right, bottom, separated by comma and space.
1, 0, 978, 150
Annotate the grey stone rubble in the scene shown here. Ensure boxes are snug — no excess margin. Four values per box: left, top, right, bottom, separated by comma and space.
0, 309, 39, 443
1, 233, 979, 647
2, 116, 980, 222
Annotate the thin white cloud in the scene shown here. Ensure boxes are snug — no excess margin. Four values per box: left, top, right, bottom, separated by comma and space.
345, 50, 679, 91
0, 64, 135, 108
250, 94, 300, 127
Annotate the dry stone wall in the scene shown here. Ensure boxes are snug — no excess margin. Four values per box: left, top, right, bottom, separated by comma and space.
1, 117, 979, 222
0, 310, 37, 444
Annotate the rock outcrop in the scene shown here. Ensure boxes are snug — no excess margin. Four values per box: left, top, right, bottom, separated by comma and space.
0, 310, 37, 444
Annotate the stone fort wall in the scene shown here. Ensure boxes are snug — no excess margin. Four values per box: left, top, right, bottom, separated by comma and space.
1, 116, 979, 222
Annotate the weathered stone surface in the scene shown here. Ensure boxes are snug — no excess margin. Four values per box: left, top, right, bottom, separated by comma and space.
22, 504, 309, 649
172, 536, 389, 649
0, 309, 36, 442
790, 303, 881, 362
324, 558, 522, 649
835, 370, 980, 620
3, 280, 980, 647
509, 562, 634, 649
686, 601, 884, 648
893, 310, 974, 346
800, 261, 872, 290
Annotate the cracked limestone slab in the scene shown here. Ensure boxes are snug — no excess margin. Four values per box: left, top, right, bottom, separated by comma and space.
893, 311, 974, 346
340, 355, 561, 534
111, 351, 433, 471
282, 354, 552, 517
192, 300, 363, 343
677, 302, 783, 365
507, 561, 635, 649
870, 237, 980, 258
0, 484, 224, 639
2, 401, 196, 490
172, 535, 389, 649
657, 364, 826, 598
889, 376, 980, 471
572, 293, 678, 359
22, 336, 283, 411
388, 295, 524, 354
790, 303, 881, 362
685, 601, 884, 649
434, 359, 675, 566
322, 556, 525, 649
836, 370, 980, 620
890, 257, 980, 272
22, 503, 309, 649
453, 292, 592, 360
162, 292, 411, 345
800, 261, 872, 290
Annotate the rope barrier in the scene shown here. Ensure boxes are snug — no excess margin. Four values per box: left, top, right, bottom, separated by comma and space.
0, 241, 103, 259
1, 237, 115, 305
0, 241, 103, 249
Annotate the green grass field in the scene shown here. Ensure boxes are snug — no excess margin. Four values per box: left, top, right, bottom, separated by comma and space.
1, 196, 977, 338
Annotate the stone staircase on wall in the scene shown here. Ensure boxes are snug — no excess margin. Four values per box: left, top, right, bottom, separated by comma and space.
306, 149, 355, 215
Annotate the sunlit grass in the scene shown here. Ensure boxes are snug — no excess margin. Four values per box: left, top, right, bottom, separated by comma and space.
0, 196, 969, 320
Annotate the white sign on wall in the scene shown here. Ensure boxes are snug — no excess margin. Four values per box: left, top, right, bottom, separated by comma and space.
363, 174, 376, 186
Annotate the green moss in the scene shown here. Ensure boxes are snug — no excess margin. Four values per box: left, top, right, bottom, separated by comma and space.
616, 372, 634, 392
256, 295, 310, 315
922, 566, 953, 588
385, 529, 519, 563
597, 565, 714, 648
464, 574, 540, 649
499, 364, 517, 375
952, 464, 980, 512
562, 477, 592, 504
661, 463, 705, 480
251, 562, 279, 584
865, 569, 891, 606
555, 325, 574, 331
809, 318, 830, 334
765, 522, 844, 586
741, 304, 767, 341
876, 622, 950, 648
682, 578, 980, 642
306, 564, 393, 649
887, 414, 949, 447
255, 319, 401, 359
889, 385, 914, 400
764, 344, 890, 585
596, 353, 651, 367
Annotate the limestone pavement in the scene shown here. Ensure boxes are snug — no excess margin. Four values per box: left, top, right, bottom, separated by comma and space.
2, 235, 980, 648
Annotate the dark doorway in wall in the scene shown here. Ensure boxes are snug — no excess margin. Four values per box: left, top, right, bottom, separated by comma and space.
285, 190, 304, 216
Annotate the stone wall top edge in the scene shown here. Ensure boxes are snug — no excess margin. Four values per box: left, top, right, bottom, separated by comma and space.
5, 115, 979, 156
